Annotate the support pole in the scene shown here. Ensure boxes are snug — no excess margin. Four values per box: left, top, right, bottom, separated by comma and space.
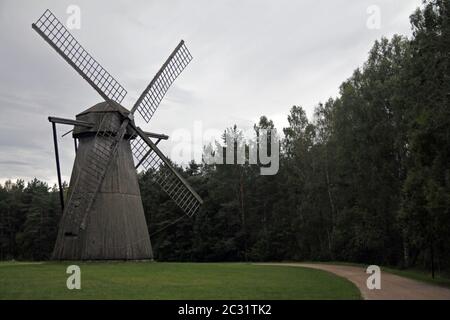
52, 122, 65, 211
74, 138, 78, 154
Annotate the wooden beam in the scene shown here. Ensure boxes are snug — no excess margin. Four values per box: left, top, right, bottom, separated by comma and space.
48, 116, 93, 127
51, 122, 65, 211
143, 131, 169, 140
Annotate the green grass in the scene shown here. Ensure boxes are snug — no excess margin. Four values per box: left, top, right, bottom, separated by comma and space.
381, 267, 450, 288
0, 262, 361, 300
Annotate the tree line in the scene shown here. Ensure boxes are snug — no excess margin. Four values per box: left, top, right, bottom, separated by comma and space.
0, 0, 449, 275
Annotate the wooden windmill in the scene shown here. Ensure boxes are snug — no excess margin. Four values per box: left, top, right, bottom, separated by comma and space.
32, 9, 203, 260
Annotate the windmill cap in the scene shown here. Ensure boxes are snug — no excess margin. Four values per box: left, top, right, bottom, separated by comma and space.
77, 101, 130, 117
73, 101, 135, 139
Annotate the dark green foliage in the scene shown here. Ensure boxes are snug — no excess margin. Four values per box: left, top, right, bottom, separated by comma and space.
399, 0, 450, 273
0, 179, 61, 260
145, 0, 450, 275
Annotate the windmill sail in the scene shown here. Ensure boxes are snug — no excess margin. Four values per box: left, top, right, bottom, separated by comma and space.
32, 10, 133, 233
130, 125, 202, 217
32, 9, 127, 103
131, 41, 193, 122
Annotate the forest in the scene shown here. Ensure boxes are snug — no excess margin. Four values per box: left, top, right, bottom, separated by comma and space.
0, 1, 449, 275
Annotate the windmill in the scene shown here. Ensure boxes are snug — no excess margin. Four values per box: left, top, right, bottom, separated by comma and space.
32, 9, 203, 260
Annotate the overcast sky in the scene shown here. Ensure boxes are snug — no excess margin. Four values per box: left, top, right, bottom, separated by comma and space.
0, 0, 422, 185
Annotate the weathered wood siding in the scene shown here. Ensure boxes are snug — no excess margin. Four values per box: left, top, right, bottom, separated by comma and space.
52, 104, 153, 260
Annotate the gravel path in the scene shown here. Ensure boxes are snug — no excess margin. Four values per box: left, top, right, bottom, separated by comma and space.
259, 263, 450, 300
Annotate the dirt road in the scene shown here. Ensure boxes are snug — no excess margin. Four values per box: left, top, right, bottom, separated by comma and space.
260, 263, 450, 300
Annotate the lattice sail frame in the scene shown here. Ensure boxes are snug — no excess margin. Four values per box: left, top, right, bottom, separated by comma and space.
32, 9, 127, 103
133, 41, 193, 123
130, 135, 202, 217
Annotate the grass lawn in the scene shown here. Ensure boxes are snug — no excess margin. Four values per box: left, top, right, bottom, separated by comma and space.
0, 262, 361, 300
382, 267, 450, 288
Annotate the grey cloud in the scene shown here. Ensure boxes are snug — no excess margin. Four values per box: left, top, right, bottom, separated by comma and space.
0, 0, 422, 183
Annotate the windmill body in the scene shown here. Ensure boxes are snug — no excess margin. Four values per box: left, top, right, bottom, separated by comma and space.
33, 10, 203, 261
53, 102, 152, 260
